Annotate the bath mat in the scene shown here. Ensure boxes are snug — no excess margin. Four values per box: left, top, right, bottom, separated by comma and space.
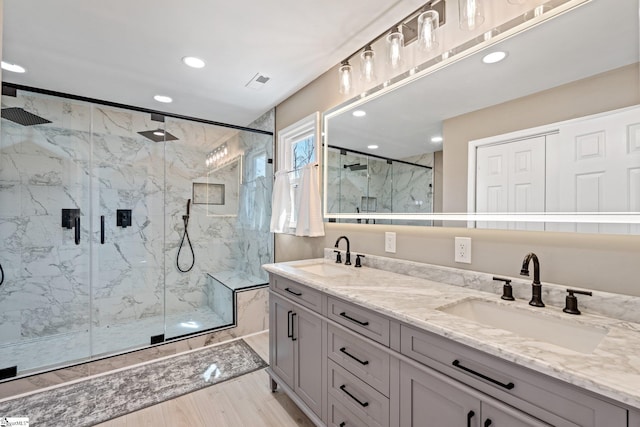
0, 338, 268, 426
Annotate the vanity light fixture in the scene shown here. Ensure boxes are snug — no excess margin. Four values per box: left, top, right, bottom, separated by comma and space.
338, 60, 353, 95
352, 110, 367, 117
182, 56, 206, 69
360, 45, 376, 83
367, 144, 379, 150
386, 25, 405, 70
458, 0, 485, 31
206, 143, 229, 168
153, 95, 173, 103
1, 61, 26, 73
417, 9, 440, 51
482, 51, 507, 64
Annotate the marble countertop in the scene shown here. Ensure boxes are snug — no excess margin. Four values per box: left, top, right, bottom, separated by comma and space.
263, 258, 640, 410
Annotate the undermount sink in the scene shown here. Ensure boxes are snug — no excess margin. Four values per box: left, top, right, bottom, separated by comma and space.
293, 262, 350, 277
439, 299, 608, 354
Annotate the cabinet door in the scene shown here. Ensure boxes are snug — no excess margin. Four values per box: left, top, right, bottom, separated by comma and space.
270, 294, 295, 390
482, 402, 551, 427
294, 307, 324, 417
400, 361, 481, 427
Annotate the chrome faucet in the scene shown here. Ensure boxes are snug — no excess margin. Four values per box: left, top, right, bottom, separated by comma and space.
520, 252, 545, 307
334, 236, 351, 265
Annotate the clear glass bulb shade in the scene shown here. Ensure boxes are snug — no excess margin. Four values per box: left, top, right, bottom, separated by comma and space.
360, 47, 376, 83
458, 0, 485, 31
417, 10, 439, 51
338, 62, 353, 95
386, 28, 404, 70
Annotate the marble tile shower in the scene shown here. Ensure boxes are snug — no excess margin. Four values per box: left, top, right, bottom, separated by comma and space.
0, 89, 273, 377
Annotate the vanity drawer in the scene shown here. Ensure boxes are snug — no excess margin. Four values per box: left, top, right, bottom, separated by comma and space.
328, 297, 390, 346
328, 359, 389, 427
328, 324, 390, 396
328, 394, 369, 427
400, 325, 627, 427
271, 274, 323, 314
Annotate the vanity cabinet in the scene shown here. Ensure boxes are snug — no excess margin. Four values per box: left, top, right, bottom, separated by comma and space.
267, 272, 633, 427
270, 292, 324, 418
400, 361, 550, 427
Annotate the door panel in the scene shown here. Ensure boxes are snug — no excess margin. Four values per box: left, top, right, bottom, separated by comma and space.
270, 295, 295, 389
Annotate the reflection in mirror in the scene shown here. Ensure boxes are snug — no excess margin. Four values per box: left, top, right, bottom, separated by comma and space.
322, 0, 640, 232
326, 146, 434, 226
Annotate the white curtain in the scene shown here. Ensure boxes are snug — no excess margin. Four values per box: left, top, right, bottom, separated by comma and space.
294, 164, 325, 237
270, 170, 292, 233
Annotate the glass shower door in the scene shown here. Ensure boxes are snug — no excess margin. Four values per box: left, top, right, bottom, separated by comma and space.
0, 90, 92, 374
90, 105, 166, 355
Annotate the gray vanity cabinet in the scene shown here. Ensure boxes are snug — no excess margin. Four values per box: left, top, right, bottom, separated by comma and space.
270, 293, 324, 418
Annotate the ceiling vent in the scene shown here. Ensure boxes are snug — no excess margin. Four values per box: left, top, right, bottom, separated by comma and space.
245, 73, 270, 90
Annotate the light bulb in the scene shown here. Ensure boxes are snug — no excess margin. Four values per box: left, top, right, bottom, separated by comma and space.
338, 61, 353, 95
360, 45, 376, 83
417, 10, 439, 51
386, 26, 404, 70
458, 0, 485, 31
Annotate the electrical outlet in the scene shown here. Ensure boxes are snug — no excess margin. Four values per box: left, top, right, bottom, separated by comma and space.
454, 237, 472, 263
385, 232, 396, 253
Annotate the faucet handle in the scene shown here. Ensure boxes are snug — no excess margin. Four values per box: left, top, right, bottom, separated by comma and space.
493, 276, 514, 301
334, 250, 342, 264
355, 254, 365, 268
563, 289, 592, 315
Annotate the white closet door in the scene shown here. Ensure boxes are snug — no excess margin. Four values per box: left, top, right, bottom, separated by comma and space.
546, 106, 640, 234
476, 136, 546, 230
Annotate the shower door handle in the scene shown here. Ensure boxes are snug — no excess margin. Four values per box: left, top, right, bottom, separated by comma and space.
74, 217, 80, 245
100, 215, 105, 244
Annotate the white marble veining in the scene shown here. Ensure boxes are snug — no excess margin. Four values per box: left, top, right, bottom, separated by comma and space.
263, 254, 640, 410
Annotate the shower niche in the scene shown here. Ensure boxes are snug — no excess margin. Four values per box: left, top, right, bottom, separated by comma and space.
0, 86, 273, 379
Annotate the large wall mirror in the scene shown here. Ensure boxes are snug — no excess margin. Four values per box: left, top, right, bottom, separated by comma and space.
323, 0, 640, 234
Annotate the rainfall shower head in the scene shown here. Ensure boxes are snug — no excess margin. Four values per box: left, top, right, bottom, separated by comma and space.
137, 129, 179, 142
1, 107, 51, 126
344, 163, 367, 171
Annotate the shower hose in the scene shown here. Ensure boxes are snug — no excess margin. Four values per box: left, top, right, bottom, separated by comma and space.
0, 262, 4, 286
176, 214, 195, 273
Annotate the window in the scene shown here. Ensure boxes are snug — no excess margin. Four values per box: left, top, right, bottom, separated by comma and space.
276, 112, 320, 230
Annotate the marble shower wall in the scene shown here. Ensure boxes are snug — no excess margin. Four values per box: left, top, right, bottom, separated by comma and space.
326, 148, 433, 225
0, 90, 274, 351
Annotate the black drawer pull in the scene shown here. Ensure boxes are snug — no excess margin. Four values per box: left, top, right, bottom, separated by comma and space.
339, 385, 369, 407
285, 287, 302, 296
339, 347, 369, 365
485, 419, 492, 427
452, 360, 515, 390
339, 312, 369, 326
467, 410, 475, 427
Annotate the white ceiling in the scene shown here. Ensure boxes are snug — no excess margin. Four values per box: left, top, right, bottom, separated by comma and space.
328, 0, 639, 159
1, 0, 425, 127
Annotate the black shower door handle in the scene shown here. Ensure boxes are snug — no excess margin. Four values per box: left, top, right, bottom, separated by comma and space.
100, 215, 105, 244
74, 217, 80, 245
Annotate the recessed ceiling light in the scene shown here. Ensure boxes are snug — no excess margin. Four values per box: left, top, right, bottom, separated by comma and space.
153, 95, 173, 103
431, 136, 443, 143
367, 144, 379, 150
482, 51, 507, 64
153, 130, 165, 136
182, 56, 206, 69
1, 61, 26, 73
353, 110, 367, 117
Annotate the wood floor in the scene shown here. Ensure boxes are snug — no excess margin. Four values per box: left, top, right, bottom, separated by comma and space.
94, 331, 314, 427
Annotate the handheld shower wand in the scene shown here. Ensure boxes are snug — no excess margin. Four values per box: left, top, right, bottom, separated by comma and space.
177, 199, 195, 273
